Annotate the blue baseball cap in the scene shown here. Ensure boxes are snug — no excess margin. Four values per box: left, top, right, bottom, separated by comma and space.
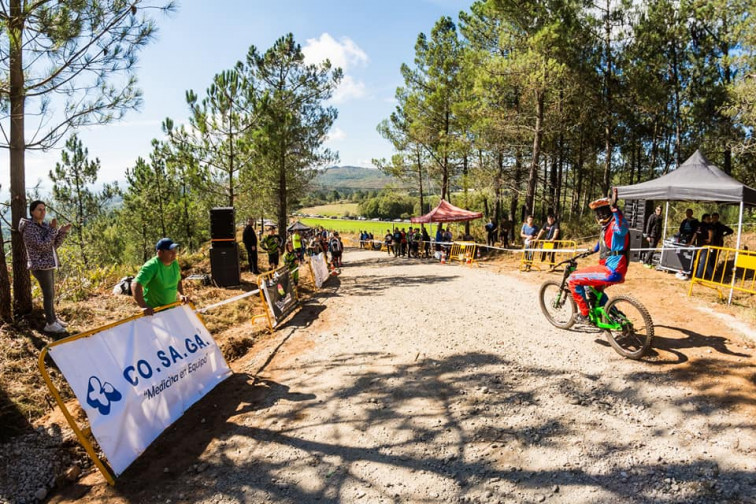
156, 238, 179, 251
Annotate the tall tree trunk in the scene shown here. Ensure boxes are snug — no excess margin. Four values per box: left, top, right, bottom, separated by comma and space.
649, 118, 659, 177
75, 172, 88, 267
525, 89, 545, 216
463, 154, 469, 235
495, 150, 504, 239
511, 147, 523, 239
549, 143, 558, 214
671, 36, 682, 167
556, 132, 564, 216
9, 0, 31, 317
228, 121, 235, 207
278, 142, 288, 243
182, 175, 193, 250
603, 0, 613, 194
0, 226, 12, 323
416, 148, 424, 216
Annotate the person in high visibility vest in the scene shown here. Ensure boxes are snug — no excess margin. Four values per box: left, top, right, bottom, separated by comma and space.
283, 241, 300, 285
291, 229, 303, 262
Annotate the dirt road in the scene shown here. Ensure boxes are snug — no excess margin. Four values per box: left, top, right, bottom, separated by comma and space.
53, 249, 755, 503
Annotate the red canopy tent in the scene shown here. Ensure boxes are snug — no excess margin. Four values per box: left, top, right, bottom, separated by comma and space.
410, 199, 483, 223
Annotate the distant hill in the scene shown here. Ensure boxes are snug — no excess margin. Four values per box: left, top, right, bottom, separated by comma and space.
312, 166, 399, 190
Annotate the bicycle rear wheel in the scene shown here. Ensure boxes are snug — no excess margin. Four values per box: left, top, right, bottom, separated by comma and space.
539, 280, 576, 329
601, 295, 653, 359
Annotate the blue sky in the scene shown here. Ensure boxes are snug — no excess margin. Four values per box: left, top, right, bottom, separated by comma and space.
16, 0, 474, 193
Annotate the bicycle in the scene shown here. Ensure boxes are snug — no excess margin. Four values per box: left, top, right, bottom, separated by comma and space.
538, 251, 654, 360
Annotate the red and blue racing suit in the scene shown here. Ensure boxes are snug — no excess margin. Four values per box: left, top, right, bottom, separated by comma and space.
568, 209, 630, 316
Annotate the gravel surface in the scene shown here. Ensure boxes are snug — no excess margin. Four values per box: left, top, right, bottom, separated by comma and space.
5, 248, 756, 503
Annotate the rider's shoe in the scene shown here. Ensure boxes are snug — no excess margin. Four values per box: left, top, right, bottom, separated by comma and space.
574, 313, 591, 325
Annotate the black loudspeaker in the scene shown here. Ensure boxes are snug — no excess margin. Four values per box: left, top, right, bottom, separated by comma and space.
629, 229, 644, 262
210, 207, 236, 240
210, 244, 240, 287
659, 242, 695, 274
624, 199, 654, 231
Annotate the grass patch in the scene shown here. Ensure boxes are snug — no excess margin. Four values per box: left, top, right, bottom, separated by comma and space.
298, 203, 359, 217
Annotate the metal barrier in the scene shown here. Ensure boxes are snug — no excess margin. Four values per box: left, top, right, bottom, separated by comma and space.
520, 240, 578, 271
449, 241, 478, 266
688, 246, 756, 299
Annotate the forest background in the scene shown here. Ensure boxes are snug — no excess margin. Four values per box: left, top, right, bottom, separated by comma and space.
1, 0, 756, 323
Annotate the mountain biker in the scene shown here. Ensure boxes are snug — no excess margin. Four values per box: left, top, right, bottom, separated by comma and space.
568, 187, 629, 323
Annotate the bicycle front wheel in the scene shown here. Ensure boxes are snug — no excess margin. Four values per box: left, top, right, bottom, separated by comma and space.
539, 280, 576, 329
601, 295, 654, 360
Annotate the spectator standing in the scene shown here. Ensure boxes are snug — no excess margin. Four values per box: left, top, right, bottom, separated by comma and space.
435, 225, 444, 255
392, 228, 402, 257
133, 238, 189, 316
261, 226, 281, 270
642, 206, 663, 268
520, 215, 539, 267
384, 229, 393, 255
678, 209, 699, 245
443, 228, 453, 257
330, 232, 344, 268
283, 241, 300, 286
421, 226, 431, 258
242, 218, 260, 275
710, 213, 734, 247
485, 217, 497, 247
536, 214, 560, 264
19, 200, 72, 333
694, 214, 714, 279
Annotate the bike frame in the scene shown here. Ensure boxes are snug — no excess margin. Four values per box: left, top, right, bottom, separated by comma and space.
554, 254, 625, 331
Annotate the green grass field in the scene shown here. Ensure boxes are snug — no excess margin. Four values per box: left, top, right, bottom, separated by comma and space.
299, 217, 445, 236
298, 202, 359, 217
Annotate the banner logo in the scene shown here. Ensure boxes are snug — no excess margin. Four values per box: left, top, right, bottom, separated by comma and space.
86, 376, 122, 415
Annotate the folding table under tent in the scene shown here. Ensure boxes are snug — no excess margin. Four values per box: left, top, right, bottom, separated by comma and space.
617, 149, 756, 303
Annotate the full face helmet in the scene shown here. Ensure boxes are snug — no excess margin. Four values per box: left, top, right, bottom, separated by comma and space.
589, 198, 613, 226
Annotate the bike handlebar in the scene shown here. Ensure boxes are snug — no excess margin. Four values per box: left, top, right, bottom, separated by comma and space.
552, 249, 596, 269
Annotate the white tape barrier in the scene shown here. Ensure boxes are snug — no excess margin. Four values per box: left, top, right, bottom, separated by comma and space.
48, 305, 232, 476
195, 289, 259, 314
364, 239, 713, 255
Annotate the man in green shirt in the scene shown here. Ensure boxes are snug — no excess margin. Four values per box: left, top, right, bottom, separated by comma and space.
133, 238, 188, 316
261, 226, 281, 270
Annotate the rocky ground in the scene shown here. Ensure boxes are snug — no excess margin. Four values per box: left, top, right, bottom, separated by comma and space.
3, 248, 756, 503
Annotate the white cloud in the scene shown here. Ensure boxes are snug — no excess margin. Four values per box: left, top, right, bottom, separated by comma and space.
331, 75, 367, 103
302, 33, 368, 71
303, 33, 369, 104
326, 127, 347, 142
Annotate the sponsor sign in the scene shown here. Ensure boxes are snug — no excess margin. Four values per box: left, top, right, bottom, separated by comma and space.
311, 252, 330, 289
48, 305, 231, 475
260, 269, 298, 326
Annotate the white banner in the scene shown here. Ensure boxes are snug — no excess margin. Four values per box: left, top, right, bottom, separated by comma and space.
311, 252, 330, 288
48, 305, 231, 476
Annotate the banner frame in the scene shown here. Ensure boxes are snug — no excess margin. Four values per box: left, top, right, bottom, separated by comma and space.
37, 301, 196, 486
254, 266, 299, 330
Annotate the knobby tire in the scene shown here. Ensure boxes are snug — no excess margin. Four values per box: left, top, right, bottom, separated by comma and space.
602, 295, 653, 360
539, 280, 576, 329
